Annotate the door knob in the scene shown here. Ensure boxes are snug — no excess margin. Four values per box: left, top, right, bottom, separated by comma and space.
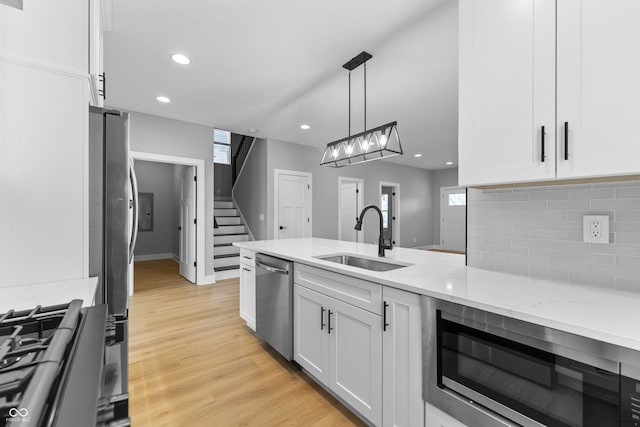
279, 226, 287, 230
177, 226, 182, 231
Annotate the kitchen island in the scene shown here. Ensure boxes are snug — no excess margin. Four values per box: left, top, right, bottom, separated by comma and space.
236, 237, 640, 352
235, 238, 640, 427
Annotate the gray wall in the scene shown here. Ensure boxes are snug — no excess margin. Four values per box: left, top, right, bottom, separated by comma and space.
233, 138, 268, 240
431, 168, 459, 245
214, 133, 244, 199
128, 111, 215, 276
467, 180, 640, 292
133, 160, 174, 256
238, 138, 435, 247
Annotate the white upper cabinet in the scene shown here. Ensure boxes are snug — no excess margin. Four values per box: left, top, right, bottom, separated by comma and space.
556, 0, 640, 179
89, 0, 108, 106
458, 0, 556, 186
459, 0, 640, 186
0, 0, 88, 73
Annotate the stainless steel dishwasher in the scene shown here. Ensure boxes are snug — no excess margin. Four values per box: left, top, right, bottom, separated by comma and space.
255, 253, 293, 360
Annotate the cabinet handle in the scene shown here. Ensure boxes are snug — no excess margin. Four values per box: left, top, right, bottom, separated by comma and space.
540, 126, 545, 163
564, 121, 569, 160
242, 256, 252, 259
320, 306, 326, 330
383, 301, 389, 332
327, 310, 333, 334
99, 72, 106, 100
242, 267, 251, 272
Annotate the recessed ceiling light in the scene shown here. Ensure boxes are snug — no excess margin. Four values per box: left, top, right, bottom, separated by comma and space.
300, 124, 310, 130
248, 128, 258, 133
171, 54, 190, 65
446, 161, 454, 165
156, 96, 171, 103
414, 153, 422, 158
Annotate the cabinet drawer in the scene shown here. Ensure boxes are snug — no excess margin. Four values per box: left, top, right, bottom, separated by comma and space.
294, 264, 382, 315
240, 249, 255, 267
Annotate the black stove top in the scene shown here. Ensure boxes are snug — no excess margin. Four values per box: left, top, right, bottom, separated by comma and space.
0, 301, 83, 426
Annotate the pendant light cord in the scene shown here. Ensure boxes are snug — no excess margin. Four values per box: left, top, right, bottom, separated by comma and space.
364, 61, 367, 133
348, 71, 352, 138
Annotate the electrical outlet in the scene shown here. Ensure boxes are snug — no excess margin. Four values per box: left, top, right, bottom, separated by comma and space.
583, 215, 609, 244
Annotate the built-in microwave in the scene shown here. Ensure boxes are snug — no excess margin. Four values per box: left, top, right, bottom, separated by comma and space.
422, 297, 640, 427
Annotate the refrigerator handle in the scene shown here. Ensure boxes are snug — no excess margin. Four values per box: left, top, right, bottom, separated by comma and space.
129, 160, 139, 263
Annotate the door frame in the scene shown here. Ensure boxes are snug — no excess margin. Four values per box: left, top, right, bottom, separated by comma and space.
440, 186, 467, 251
273, 169, 312, 239
379, 181, 400, 247
337, 177, 364, 242
130, 151, 206, 285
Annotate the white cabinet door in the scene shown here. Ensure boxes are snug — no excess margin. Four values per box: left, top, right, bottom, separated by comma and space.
329, 299, 382, 427
0, 62, 87, 286
239, 264, 256, 330
557, 0, 640, 179
293, 284, 331, 384
458, 0, 556, 186
0, 0, 87, 72
88, 0, 105, 107
382, 287, 423, 427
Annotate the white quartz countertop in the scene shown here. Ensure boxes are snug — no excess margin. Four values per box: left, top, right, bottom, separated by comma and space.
0, 277, 98, 314
235, 238, 640, 353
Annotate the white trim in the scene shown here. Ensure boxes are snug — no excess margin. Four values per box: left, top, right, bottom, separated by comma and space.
130, 151, 207, 285
337, 177, 364, 242
440, 186, 467, 250
274, 169, 313, 239
379, 181, 401, 247
200, 274, 217, 285
0, 55, 89, 81
134, 253, 174, 261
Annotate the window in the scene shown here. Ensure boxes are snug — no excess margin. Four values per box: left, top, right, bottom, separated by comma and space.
381, 194, 389, 228
213, 128, 231, 165
448, 193, 466, 206
214, 143, 231, 165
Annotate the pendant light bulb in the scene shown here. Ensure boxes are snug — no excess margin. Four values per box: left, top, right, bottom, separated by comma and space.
380, 135, 387, 147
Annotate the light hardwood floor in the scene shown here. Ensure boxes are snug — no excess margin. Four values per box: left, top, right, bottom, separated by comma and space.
130, 259, 365, 427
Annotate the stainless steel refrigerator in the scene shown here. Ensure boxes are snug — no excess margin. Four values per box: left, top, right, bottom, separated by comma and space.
88, 106, 138, 406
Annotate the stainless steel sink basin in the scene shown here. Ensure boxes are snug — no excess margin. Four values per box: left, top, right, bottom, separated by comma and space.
315, 254, 409, 272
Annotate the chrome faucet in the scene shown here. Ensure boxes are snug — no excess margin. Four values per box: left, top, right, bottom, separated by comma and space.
354, 204, 393, 257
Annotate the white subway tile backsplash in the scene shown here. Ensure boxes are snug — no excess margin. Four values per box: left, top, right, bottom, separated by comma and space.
529, 248, 569, 261
616, 186, 640, 198
568, 188, 615, 200
512, 237, 548, 249
467, 180, 640, 292
548, 200, 591, 210
568, 252, 616, 266
591, 198, 640, 210
530, 190, 569, 200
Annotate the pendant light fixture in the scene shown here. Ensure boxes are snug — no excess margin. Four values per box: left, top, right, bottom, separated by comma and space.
320, 51, 402, 168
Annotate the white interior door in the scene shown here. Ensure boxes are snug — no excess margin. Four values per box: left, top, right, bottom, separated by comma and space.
275, 170, 311, 239
179, 166, 196, 282
440, 187, 467, 252
338, 178, 363, 242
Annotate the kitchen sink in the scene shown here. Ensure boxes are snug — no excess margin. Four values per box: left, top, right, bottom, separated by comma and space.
315, 254, 410, 272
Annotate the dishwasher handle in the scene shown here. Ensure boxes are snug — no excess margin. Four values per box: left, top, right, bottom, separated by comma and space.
256, 260, 289, 275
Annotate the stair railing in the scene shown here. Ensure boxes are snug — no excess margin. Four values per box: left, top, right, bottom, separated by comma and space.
231, 136, 255, 186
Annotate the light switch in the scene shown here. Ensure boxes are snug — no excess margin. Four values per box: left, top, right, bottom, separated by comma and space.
259, 213, 264, 221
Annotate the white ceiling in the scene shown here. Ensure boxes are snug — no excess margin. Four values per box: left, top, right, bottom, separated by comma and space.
104, 0, 458, 170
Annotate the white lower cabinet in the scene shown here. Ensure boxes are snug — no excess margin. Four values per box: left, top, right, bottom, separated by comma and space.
382, 287, 424, 427
293, 267, 424, 427
239, 250, 256, 330
293, 284, 330, 384
294, 283, 382, 426
330, 297, 382, 426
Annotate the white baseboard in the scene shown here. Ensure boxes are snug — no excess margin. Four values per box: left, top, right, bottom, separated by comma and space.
197, 274, 217, 285
413, 244, 439, 250
134, 253, 174, 261
214, 269, 240, 281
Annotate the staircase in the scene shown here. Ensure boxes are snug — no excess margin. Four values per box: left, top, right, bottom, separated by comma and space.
213, 200, 249, 279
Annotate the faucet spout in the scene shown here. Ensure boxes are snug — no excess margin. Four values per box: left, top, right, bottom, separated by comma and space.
354, 204, 393, 257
